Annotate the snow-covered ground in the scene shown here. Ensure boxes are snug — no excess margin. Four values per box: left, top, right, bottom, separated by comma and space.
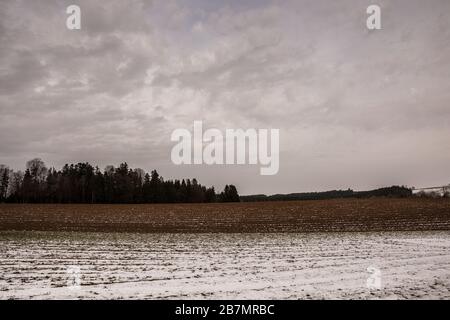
0, 231, 449, 299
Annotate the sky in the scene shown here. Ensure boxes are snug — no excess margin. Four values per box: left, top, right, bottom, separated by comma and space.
1, 0, 450, 195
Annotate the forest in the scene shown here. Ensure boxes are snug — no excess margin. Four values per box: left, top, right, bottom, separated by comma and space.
0, 158, 240, 203
240, 186, 413, 202
0, 158, 416, 204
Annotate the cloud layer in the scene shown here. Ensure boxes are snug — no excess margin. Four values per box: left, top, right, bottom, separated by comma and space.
1, 0, 450, 194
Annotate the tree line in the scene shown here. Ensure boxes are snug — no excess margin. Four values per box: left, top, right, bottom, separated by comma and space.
0, 159, 240, 203
240, 186, 413, 202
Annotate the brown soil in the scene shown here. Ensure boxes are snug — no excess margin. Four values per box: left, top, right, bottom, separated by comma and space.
0, 198, 449, 233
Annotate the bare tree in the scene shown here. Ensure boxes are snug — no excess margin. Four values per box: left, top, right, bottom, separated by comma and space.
134, 168, 145, 185
26, 158, 47, 182
7, 170, 24, 200
0, 164, 10, 201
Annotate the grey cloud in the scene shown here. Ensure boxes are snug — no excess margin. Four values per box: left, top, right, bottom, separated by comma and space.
1, 0, 450, 194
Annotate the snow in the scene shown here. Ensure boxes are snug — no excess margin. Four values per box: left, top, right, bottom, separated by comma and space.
0, 231, 449, 299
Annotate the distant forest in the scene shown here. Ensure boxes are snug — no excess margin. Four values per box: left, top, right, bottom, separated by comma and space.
0, 159, 240, 203
0, 158, 415, 204
240, 186, 413, 202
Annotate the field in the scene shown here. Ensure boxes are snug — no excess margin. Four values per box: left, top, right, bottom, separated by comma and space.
1, 198, 449, 299
0, 231, 449, 299
0, 198, 449, 233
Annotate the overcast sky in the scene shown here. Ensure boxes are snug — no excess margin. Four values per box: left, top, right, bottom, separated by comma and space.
1, 0, 450, 195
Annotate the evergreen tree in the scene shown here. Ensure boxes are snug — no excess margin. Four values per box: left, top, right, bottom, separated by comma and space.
2, 159, 240, 204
